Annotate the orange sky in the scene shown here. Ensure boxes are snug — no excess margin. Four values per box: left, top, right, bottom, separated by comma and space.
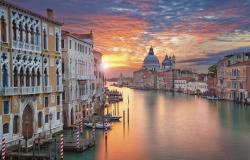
11, 0, 250, 77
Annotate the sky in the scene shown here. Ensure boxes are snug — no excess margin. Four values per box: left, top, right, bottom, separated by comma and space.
11, 0, 250, 77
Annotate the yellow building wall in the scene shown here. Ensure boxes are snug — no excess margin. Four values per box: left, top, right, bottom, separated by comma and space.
11, 96, 19, 113
2, 115, 10, 124
47, 23, 56, 52
37, 95, 44, 110
56, 106, 61, 112
49, 66, 56, 89
44, 107, 49, 114
50, 93, 56, 107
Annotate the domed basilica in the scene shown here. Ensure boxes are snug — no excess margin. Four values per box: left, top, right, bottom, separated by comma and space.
133, 46, 177, 90
143, 46, 176, 72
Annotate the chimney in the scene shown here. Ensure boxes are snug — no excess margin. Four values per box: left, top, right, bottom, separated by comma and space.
47, 8, 54, 20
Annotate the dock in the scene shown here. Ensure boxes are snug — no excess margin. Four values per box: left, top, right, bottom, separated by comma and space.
5, 138, 58, 160
64, 139, 95, 152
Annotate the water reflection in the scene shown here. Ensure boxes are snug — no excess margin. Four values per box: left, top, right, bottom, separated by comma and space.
65, 86, 250, 160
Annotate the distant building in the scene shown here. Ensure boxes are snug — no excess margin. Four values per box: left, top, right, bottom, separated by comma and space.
174, 80, 187, 92
216, 52, 250, 103
133, 46, 176, 90
187, 82, 208, 94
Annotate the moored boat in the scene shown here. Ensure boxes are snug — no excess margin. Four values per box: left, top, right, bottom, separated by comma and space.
84, 122, 111, 129
104, 114, 122, 121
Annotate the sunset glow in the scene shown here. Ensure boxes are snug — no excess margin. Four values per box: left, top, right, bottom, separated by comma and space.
11, 0, 250, 77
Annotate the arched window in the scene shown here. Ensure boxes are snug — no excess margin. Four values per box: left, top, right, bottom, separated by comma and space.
13, 67, 18, 87
2, 64, 8, 87
20, 67, 24, 86
37, 69, 41, 86
43, 29, 47, 49
30, 26, 34, 44
12, 20, 17, 41
44, 68, 48, 86
26, 68, 30, 86
13, 115, 19, 134
56, 68, 60, 86
1, 16, 7, 42
56, 33, 59, 51
35, 27, 39, 45
19, 22, 23, 42
38, 112, 43, 128
25, 24, 29, 43
31, 68, 36, 86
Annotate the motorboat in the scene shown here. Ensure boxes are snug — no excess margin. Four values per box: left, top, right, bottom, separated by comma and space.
104, 114, 122, 121
84, 122, 111, 129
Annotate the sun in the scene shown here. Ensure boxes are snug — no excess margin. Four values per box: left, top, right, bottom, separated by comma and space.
101, 62, 109, 70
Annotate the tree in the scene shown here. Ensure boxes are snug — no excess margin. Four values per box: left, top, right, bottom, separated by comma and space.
208, 65, 217, 77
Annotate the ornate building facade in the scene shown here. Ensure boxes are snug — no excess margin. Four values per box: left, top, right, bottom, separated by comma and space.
62, 31, 97, 127
0, 1, 63, 147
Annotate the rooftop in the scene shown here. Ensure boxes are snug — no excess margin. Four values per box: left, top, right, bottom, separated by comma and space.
1, 0, 62, 25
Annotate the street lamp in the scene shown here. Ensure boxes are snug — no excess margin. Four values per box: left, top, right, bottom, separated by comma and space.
49, 112, 53, 139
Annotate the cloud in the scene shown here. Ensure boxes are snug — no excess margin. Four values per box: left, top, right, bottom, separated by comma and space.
10, 0, 250, 77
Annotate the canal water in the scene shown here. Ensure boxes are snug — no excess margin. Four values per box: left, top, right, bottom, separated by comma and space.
64, 86, 250, 160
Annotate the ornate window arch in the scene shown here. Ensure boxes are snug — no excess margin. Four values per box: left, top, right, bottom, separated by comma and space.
1, 16, 7, 42
30, 25, 35, 44
25, 23, 29, 43
37, 68, 41, 86
35, 27, 39, 45
20, 67, 24, 87
19, 22, 23, 42
31, 68, 36, 86
25, 67, 31, 86
13, 66, 18, 87
12, 20, 17, 41
56, 33, 59, 52
2, 64, 8, 87
43, 29, 47, 49
44, 67, 48, 86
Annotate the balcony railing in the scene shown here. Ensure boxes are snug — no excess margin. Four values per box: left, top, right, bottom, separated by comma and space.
12, 40, 41, 53
56, 84, 63, 92
0, 86, 42, 96
43, 86, 52, 93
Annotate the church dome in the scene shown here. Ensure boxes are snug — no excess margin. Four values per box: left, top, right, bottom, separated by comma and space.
162, 55, 171, 66
143, 47, 160, 71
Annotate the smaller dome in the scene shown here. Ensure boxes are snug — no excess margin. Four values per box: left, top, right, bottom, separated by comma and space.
162, 55, 172, 66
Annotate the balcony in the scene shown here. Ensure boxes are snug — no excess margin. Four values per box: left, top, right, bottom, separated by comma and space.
56, 84, 63, 92
77, 75, 88, 80
0, 86, 42, 96
43, 86, 52, 93
12, 40, 41, 53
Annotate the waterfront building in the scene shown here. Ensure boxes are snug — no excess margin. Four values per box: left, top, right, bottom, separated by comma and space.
133, 46, 176, 90
174, 80, 187, 92
117, 73, 133, 87
175, 69, 197, 81
207, 75, 217, 96
0, 1, 63, 147
62, 30, 95, 127
93, 50, 105, 112
217, 52, 250, 102
187, 82, 208, 94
